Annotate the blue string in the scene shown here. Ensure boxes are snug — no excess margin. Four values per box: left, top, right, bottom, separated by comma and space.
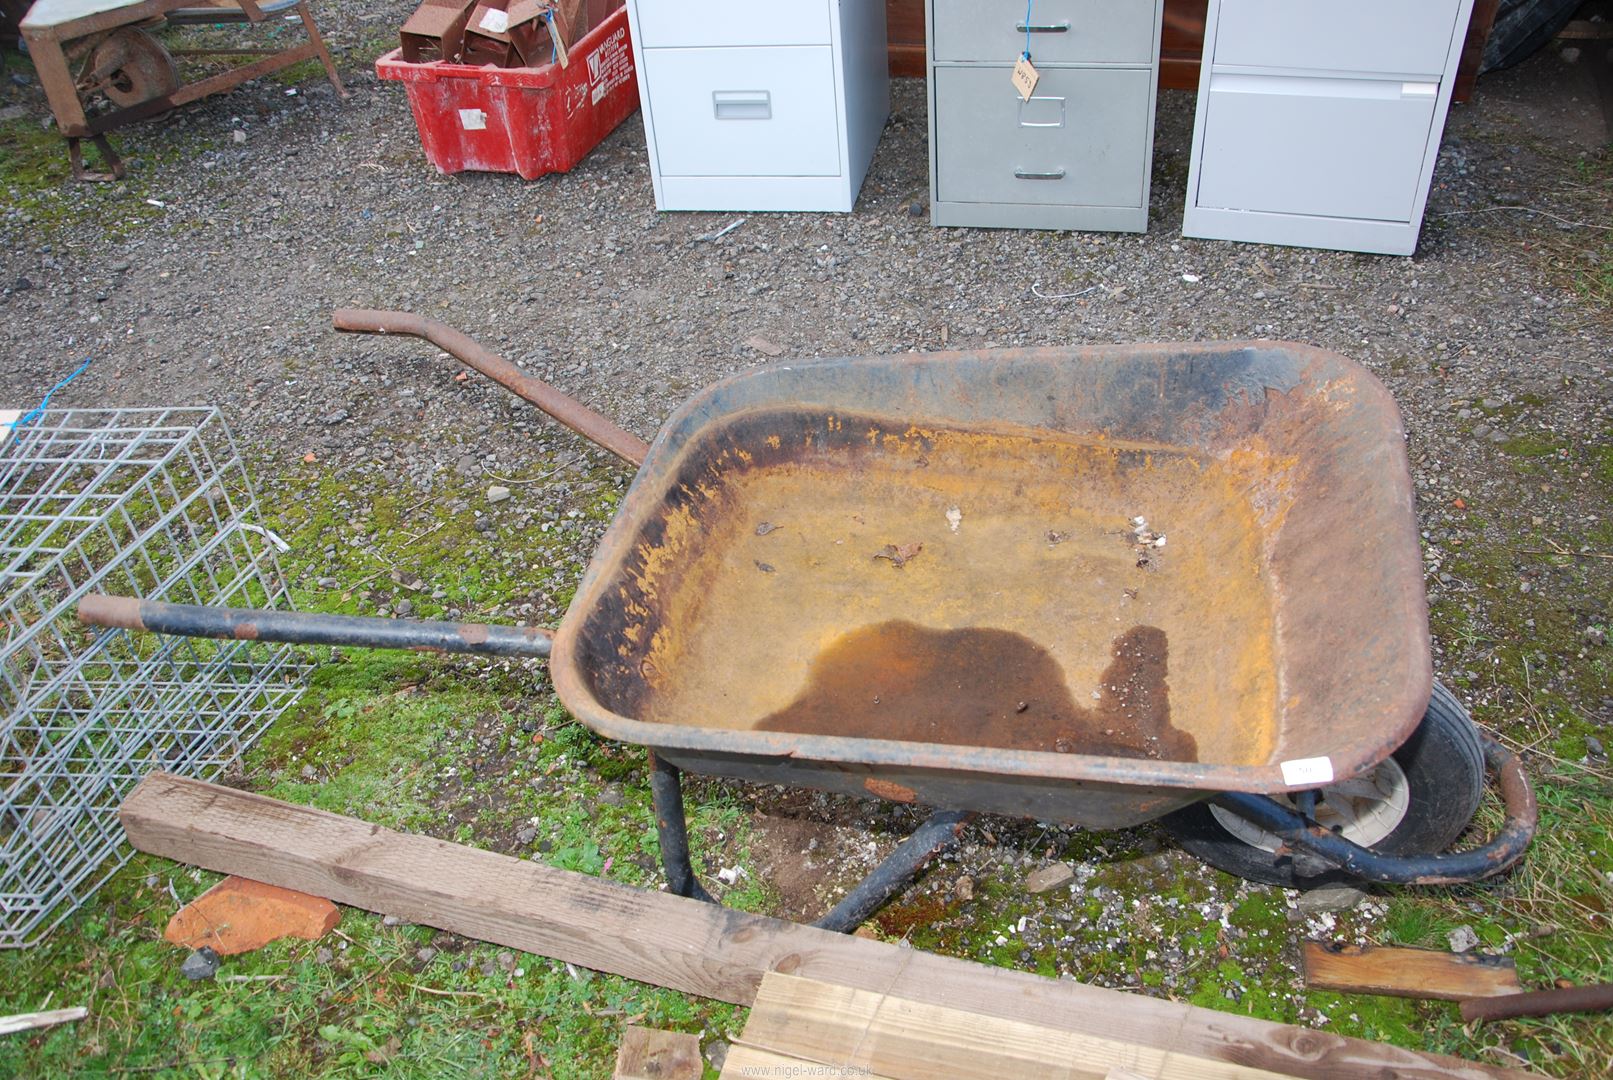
1024, 0, 1032, 60
545, 10, 557, 64
9, 357, 93, 440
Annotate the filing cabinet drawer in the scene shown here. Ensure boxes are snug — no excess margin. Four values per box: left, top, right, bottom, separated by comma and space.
930, 0, 1155, 66
933, 65, 1152, 207
1210, 0, 1464, 78
1195, 74, 1438, 222
643, 46, 843, 178
633, 0, 831, 49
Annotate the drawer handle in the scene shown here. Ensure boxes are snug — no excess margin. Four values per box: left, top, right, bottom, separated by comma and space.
1016, 21, 1069, 33
1014, 168, 1066, 181
713, 91, 771, 121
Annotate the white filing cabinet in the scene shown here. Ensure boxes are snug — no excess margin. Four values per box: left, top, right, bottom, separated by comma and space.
624, 0, 890, 212
1182, 0, 1475, 256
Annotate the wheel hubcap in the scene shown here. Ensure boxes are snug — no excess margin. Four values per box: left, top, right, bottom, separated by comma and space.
1210, 756, 1412, 853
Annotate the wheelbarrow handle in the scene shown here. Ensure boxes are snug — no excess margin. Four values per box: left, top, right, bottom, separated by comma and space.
332, 308, 650, 468
78, 595, 553, 659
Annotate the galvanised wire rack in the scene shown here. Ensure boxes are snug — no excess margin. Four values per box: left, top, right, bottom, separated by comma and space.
0, 408, 307, 947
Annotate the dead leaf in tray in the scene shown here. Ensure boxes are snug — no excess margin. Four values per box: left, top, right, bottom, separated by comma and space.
755, 561, 776, 573
755, 522, 781, 536
1046, 530, 1067, 545
873, 542, 923, 568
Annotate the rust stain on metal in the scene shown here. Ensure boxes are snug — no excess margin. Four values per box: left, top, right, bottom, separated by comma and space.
457, 623, 491, 646
760, 621, 1197, 762
584, 413, 1272, 766
77, 593, 146, 631
863, 777, 918, 803
232, 622, 260, 641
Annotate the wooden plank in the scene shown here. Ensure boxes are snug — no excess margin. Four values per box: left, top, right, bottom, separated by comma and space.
738, 972, 1295, 1080
1453, 0, 1500, 104
1303, 942, 1522, 1002
614, 1025, 701, 1080
118, 773, 1529, 1080
723, 1044, 900, 1080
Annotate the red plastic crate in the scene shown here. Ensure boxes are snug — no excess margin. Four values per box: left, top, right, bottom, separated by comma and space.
376, 4, 638, 181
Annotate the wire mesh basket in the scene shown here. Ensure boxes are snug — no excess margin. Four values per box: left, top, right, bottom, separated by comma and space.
0, 408, 308, 948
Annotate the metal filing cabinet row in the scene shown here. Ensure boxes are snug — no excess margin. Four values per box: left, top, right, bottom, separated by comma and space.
1183, 0, 1476, 255
926, 0, 1164, 231
623, 0, 890, 212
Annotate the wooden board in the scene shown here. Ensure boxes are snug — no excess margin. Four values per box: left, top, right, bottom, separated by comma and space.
1303, 942, 1522, 1002
119, 773, 1529, 1080
614, 1025, 702, 1080
738, 972, 1295, 1080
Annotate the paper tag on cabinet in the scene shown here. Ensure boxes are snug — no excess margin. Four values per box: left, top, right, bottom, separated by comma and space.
1011, 56, 1040, 102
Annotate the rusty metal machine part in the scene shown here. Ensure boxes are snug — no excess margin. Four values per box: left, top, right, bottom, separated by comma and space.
332, 308, 649, 467
20, 0, 346, 182
80, 27, 178, 107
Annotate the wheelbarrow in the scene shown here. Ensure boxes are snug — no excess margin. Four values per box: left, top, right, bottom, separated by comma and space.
80, 311, 1538, 932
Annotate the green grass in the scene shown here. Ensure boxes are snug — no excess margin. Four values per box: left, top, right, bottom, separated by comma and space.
0, 451, 746, 1078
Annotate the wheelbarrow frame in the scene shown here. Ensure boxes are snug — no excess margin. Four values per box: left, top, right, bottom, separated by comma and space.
77, 312, 1539, 934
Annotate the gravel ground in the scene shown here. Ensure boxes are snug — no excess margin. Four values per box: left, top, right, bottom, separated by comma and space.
2, 10, 1611, 1069
1, 26, 1608, 501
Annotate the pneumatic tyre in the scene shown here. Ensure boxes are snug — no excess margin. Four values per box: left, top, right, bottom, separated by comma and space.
1161, 682, 1486, 888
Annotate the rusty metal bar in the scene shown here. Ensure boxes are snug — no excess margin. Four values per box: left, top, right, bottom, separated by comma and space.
813, 808, 970, 933
1210, 737, 1537, 886
331, 309, 650, 467
1459, 982, 1613, 1024
78, 595, 552, 659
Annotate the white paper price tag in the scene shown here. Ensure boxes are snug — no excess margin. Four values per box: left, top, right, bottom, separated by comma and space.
479, 8, 509, 33
1279, 756, 1335, 786
458, 108, 488, 131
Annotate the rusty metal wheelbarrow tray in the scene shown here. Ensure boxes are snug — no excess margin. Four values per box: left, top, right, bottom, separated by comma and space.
549, 340, 1431, 831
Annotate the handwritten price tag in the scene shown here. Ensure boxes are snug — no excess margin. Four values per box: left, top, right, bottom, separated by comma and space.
1011, 56, 1040, 102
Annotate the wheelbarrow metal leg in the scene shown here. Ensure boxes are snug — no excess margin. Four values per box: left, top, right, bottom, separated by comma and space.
649, 752, 967, 931
813, 807, 969, 933
648, 752, 714, 904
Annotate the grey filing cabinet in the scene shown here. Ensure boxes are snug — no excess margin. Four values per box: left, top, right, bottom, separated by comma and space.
926, 1, 1164, 231
1183, 0, 1476, 255
623, 0, 889, 212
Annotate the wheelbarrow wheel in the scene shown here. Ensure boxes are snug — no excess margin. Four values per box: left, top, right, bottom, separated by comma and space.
1162, 682, 1486, 888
